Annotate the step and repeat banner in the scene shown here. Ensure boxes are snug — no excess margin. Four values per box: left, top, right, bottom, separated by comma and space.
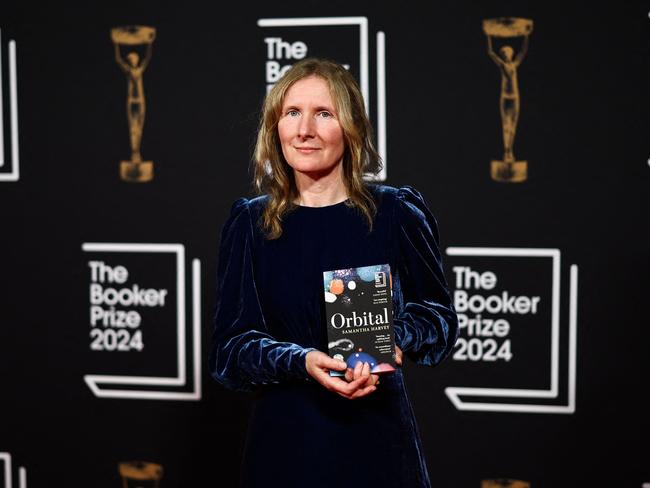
1, 2, 649, 487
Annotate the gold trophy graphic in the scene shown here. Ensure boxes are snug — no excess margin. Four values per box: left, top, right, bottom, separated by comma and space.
111, 25, 156, 182
481, 479, 531, 488
118, 461, 163, 488
483, 17, 533, 183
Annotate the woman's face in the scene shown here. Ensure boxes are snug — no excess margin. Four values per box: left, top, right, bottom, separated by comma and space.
277, 75, 345, 177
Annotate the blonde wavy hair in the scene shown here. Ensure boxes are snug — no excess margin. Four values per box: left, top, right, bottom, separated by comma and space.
253, 57, 382, 239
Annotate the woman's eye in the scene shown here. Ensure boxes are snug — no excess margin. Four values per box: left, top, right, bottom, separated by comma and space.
287, 110, 299, 117
318, 111, 333, 118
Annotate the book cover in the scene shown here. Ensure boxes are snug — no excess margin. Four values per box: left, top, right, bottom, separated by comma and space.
323, 263, 397, 377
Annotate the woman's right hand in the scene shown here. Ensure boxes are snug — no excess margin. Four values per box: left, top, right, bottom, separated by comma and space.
305, 350, 377, 400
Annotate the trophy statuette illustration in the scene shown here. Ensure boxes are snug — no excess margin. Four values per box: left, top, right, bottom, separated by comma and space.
481, 480, 530, 488
118, 461, 163, 488
111, 25, 156, 182
483, 17, 533, 183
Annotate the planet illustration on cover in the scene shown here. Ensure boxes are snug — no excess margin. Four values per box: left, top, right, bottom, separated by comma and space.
371, 363, 396, 373
324, 271, 366, 305
329, 278, 345, 295
346, 350, 378, 369
357, 264, 384, 282
346, 351, 396, 373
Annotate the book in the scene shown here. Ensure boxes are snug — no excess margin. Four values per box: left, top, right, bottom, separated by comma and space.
323, 263, 397, 377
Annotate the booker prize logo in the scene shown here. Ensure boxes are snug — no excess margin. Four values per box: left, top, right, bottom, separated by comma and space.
483, 17, 533, 183
443, 247, 578, 414
0, 452, 27, 488
0, 29, 19, 182
82, 243, 202, 401
118, 461, 163, 488
257, 16, 388, 181
111, 25, 156, 183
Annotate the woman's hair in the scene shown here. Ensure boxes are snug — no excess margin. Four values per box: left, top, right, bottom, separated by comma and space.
253, 57, 383, 239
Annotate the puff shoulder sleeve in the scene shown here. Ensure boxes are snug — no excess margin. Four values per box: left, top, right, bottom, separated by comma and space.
208, 198, 315, 392
392, 186, 459, 366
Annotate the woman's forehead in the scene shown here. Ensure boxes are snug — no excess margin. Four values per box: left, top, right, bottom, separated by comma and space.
282, 76, 335, 106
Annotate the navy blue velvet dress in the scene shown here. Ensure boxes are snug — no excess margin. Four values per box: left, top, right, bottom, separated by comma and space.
209, 184, 459, 488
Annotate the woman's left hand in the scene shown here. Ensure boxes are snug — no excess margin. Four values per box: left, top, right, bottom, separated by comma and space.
344, 360, 380, 387
343, 345, 403, 386
395, 345, 403, 366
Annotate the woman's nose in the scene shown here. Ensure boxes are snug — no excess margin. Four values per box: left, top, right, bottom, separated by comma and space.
298, 115, 315, 138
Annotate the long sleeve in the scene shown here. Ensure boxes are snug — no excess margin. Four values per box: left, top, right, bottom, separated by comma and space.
392, 186, 459, 366
208, 198, 315, 392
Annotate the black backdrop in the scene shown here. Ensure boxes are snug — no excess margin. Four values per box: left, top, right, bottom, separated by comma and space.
1, 1, 649, 487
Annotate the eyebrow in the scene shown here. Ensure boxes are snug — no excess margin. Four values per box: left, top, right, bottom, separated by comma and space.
281, 102, 335, 112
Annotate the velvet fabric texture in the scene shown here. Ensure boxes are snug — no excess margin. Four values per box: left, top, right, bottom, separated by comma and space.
209, 184, 459, 488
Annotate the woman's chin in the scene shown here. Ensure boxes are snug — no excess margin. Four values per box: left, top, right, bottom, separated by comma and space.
290, 162, 342, 180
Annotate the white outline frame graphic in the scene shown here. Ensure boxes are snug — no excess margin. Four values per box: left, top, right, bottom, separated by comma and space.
0, 29, 19, 182
257, 17, 387, 181
82, 243, 202, 401
0, 453, 26, 488
444, 247, 578, 414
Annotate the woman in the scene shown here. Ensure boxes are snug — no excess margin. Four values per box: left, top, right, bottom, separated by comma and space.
209, 57, 459, 488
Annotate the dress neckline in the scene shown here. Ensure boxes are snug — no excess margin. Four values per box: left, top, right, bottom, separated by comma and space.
294, 198, 350, 210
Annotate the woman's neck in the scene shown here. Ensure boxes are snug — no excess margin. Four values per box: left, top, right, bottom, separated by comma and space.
293, 164, 348, 207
